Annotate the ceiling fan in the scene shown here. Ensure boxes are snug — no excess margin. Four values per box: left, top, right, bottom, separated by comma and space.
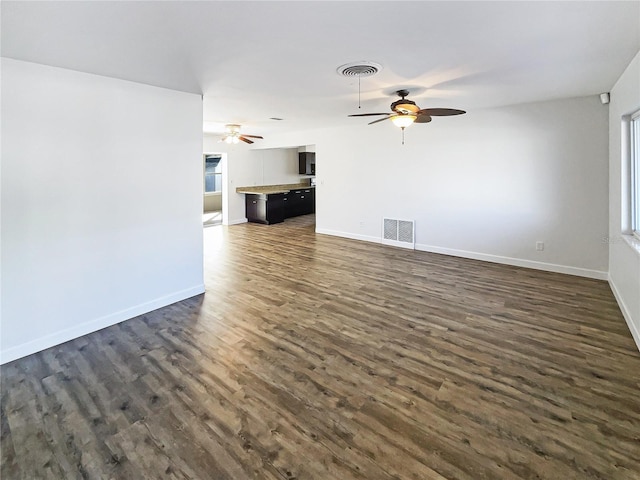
349, 89, 466, 139
221, 124, 264, 144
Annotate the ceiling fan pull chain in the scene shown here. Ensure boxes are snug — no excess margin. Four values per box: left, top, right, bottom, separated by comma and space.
358, 75, 361, 109
401, 127, 405, 145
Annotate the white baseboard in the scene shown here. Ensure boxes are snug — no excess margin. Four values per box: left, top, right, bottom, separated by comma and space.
608, 276, 640, 353
0, 284, 206, 365
315, 228, 381, 244
315, 228, 608, 280
415, 243, 608, 280
382, 239, 415, 250
225, 218, 248, 226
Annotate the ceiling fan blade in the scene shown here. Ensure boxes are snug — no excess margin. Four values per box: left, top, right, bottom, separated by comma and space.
241, 134, 264, 139
418, 108, 466, 116
368, 116, 392, 125
349, 113, 390, 117
415, 114, 432, 123
239, 136, 254, 144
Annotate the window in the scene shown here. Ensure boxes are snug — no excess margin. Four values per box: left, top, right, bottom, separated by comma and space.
204, 154, 222, 194
632, 112, 640, 238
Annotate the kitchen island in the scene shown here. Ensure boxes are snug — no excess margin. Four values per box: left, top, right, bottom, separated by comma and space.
236, 183, 315, 224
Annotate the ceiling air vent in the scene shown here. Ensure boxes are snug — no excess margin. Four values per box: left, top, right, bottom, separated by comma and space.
337, 61, 382, 78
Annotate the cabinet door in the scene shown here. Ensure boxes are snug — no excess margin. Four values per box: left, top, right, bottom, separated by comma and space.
301, 189, 314, 215
245, 194, 268, 224
288, 190, 304, 217
298, 152, 316, 175
266, 194, 285, 224
245, 194, 259, 221
282, 193, 291, 218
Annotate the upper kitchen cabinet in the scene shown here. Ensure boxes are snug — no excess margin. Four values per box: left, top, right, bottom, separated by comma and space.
298, 152, 315, 175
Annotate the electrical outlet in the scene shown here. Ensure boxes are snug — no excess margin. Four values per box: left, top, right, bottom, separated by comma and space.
536, 241, 544, 251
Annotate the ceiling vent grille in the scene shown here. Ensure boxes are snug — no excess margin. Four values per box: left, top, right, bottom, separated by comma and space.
337, 61, 382, 77
382, 218, 415, 250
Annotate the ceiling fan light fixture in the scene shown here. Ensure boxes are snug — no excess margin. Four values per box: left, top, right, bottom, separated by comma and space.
391, 114, 416, 128
219, 123, 264, 145
225, 124, 241, 134
224, 124, 242, 143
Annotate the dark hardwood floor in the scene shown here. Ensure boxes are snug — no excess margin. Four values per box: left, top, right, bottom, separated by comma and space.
2, 214, 639, 479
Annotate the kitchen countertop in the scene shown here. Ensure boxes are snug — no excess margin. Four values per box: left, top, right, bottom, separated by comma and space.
235, 183, 315, 195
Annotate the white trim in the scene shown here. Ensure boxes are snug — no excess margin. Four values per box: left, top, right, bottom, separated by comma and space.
316, 228, 381, 244
381, 239, 414, 249
631, 112, 640, 235
0, 284, 206, 365
608, 276, 640, 353
226, 217, 248, 226
415, 243, 608, 280
622, 233, 640, 256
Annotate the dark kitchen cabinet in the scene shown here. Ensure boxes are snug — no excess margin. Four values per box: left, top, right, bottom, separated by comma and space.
245, 193, 285, 224
298, 152, 316, 175
284, 188, 314, 218
244, 187, 314, 224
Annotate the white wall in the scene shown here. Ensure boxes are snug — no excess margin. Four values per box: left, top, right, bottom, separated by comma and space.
259, 96, 610, 278
608, 50, 640, 350
1, 59, 205, 364
261, 148, 301, 186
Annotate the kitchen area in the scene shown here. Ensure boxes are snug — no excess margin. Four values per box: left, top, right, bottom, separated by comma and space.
201, 132, 319, 227
235, 149, 316, 225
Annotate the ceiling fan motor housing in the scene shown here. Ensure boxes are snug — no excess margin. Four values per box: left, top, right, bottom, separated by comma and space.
391, 90, 419, 114
391, 99, 419, 114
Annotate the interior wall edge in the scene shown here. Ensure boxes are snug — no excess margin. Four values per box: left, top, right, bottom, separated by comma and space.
608, 275, 640, 353
0, 284, 206, 365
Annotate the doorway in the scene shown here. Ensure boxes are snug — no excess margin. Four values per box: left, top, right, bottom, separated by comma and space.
203, 152, 225, 227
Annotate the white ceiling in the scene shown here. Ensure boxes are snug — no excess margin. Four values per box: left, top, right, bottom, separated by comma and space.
2, 1, 639, 136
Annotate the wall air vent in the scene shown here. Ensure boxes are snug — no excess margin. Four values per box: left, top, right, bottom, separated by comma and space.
382, 218, 415, 249
336, 61, 382, 78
